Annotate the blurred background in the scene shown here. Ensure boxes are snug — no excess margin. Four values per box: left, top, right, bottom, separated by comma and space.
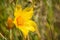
0, 0, 60, 40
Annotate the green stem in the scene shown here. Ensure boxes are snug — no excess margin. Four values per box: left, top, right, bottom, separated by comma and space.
0, 33, 7, 40
10, 29, 13, 40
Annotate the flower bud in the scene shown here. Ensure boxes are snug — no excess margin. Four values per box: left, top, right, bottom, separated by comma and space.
7, 17, 13, 29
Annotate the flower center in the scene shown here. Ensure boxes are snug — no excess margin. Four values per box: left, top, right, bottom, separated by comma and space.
16, 16, 24, 26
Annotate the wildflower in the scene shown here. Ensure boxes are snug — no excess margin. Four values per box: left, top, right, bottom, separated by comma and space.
14, 5, 37, 38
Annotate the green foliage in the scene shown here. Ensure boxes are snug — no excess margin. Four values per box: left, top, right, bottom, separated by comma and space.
0, 0, 60, 40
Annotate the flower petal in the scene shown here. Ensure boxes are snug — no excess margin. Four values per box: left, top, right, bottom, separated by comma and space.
22, 20, 37, 32
23, 6, 33, 19
19, 27, 29, 38
14, 5, 22, 17
25, 20, 37, 29
18, 24, 35, 38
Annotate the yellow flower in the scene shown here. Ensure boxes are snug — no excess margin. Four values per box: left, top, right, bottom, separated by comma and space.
14, 5, 37, 38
